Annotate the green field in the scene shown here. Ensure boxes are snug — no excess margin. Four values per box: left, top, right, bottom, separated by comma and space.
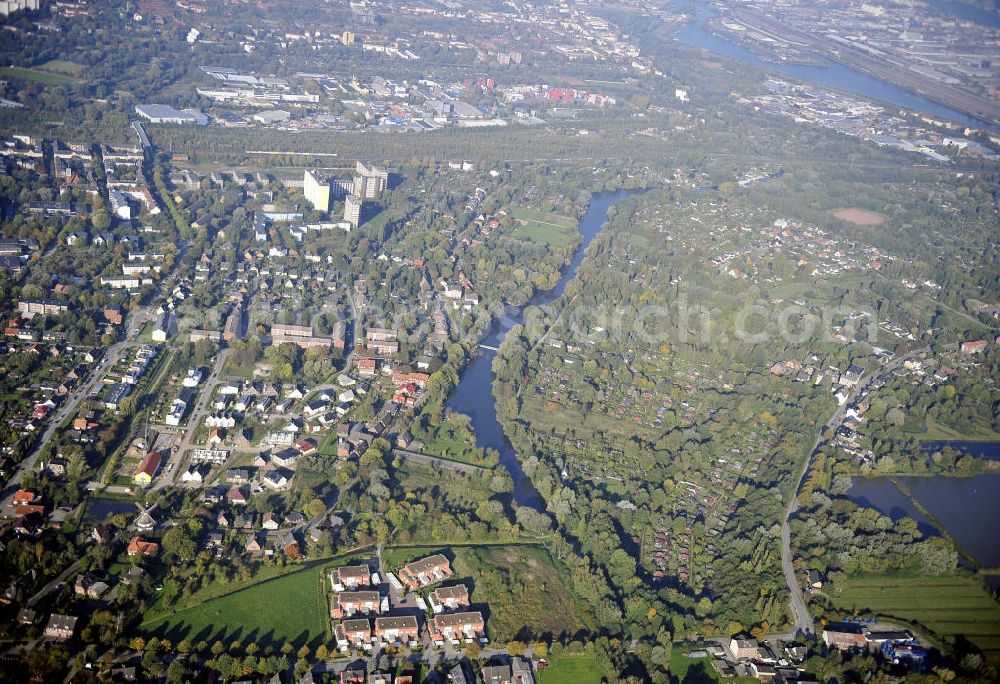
537, 653, 602, 684
920, 416, 1000, 442
829, 575, 1000, 664
510, 206, 578, 246
667, 650, 723, 684
39, 60, 87, 77
141, 562, 332, 649
0, 66, 80, 86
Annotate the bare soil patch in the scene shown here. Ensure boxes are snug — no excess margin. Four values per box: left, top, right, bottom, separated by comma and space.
834, 208, 885, 225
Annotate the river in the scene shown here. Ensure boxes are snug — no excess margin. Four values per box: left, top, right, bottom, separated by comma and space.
446, 188, 642, 510
848, 474, 1000, 567
675, 2, 999, 131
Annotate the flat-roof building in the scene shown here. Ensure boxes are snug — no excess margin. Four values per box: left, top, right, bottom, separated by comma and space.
344, 194, 362, 228
135, 104, 198, 124
304, 169, 331, 212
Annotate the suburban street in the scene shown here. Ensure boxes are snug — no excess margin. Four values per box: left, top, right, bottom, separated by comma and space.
779, 346, 931, 636
0, 311, 147, 517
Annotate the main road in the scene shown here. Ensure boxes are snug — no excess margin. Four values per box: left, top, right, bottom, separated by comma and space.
0, 311, 148, 517
779, 346, 930, 635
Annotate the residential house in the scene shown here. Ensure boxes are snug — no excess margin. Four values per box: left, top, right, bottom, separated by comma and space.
727, 636, 760, 660
429, 584, 470, 613
333, 564, 372, 591
398, 554, 453, 589
960, 339, 988, 354
261, 512, 280, 530
127, 537, 159, 557
335, 618, 372, 652
330, 591, 381, 619
374, 616, 419, 645
43, 613, 78, 640
481, 665, 512, 684
429, 611, 485, 644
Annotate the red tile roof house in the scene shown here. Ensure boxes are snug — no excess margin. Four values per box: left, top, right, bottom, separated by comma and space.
960, 339, 989, 354
330, 591, 381, 619
335, 618, 372, 652
374, 615, 420, 646
331, 564, 372, 591
429, 584, 471, 613
356, 358, 377, 376
15, 503, 46, 518
127, 537, 159, 557
13, 489, 37, 505
398, 554, 453, 589
429, 611, 486, 645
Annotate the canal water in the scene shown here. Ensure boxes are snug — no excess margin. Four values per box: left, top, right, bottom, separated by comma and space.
446, 188, 642, 510
675, 2, 999, 131
848, 473, 1000, 567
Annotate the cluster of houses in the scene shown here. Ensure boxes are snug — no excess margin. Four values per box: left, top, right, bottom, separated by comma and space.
706, 216, 892, 285
688, 635, 820, 682
0, 342, 97, 444
770, 357, 869, 405
328, 554, 489, 655
100, 344, 159, 412
822, 339, 996, 466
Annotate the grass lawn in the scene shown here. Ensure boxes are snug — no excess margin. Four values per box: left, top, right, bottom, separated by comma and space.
921, 416, 1000, 442
667, 650, 723, 684
141, 561, 334, 649
537, 653, 602, 684
829, 574, 1000, 664
39, 59, 87, 77
510, 206, 578, 246
0, 66, 80, 86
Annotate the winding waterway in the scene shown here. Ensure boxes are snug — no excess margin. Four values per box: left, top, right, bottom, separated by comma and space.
446, 189, 642, 509
676, 2, 999, 131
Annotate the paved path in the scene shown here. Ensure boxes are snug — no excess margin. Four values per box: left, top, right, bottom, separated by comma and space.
779, 347, 930, 635
391, 448, 488, 474
155, 348, 234, 488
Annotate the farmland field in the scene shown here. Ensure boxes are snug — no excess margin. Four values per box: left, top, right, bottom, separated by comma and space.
537, 653, 602, 684
510, 206, 578, 246
829, 574, 1000, 664
141, 562, 332, 649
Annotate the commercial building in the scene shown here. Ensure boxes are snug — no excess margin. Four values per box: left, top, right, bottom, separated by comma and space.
135, 104, 199, 124
0, 1, 40, 17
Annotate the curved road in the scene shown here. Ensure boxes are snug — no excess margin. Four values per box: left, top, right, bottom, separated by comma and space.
779, 347, 931, 636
